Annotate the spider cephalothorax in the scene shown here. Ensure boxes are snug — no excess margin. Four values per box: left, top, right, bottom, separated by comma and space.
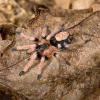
13, 26, 73, 79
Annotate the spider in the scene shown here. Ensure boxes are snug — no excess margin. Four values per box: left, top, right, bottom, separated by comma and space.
13, 26, 73, 79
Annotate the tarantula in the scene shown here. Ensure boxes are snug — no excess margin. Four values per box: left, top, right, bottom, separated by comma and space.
13, 26, 73, 79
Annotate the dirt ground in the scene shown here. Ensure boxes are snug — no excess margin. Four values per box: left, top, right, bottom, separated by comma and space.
0, 0, 100, 100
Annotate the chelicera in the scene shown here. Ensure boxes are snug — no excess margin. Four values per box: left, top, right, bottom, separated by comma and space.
13, 26, 73, 79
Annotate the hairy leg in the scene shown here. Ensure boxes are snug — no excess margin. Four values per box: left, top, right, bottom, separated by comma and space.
20, 33, 37, 41
41, 26, 49, 38
41, 25, 65, 41
13, 44, 36, 52
46, 24, 64, 40
36, 56, 48, 79
19, 52, 37, 76
16, 28, 38, 41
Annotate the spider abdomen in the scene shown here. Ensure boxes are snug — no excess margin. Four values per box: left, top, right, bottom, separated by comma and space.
50, 35, 72, 49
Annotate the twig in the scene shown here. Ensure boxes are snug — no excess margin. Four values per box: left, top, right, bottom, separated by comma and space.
0, 55, 30, 72
65, 11, 100, 31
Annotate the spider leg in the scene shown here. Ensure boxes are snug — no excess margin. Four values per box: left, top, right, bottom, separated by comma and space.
16, 28, 38, 41
27, 47, 36, 53
12, 44, 36, 52
46, 24, 63, 40
20, 33, 38, 41
41, 25, 63, 40
41, 25, 50, 39
36, 56, 48, 80
19, 52, 37, 76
